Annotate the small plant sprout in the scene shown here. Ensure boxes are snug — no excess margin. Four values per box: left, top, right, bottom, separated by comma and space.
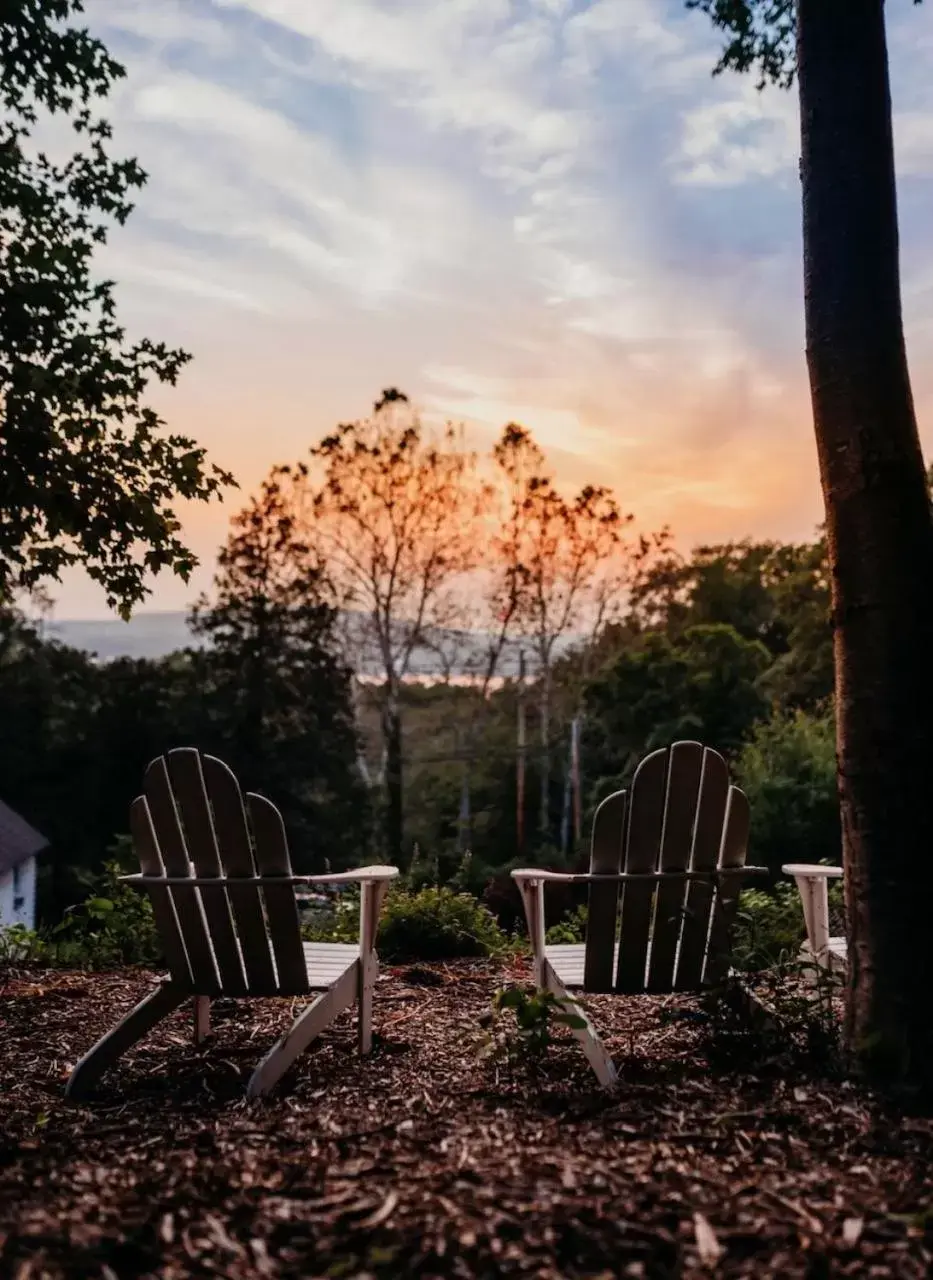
480, 984, 587, 1082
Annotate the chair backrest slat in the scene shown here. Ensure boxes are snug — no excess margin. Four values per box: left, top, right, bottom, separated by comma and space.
615, 748, 667, 992
167, 749, 248, 996
201, 755, 278, 995
144, 756, 220, 994
576, 742, 751, 997
646, 741, 704, 992
131, 796, 192, 990
583, 790, 626, 991
674, 748, 730, 990
703, 786, 750, 985
247, 793, 309, 995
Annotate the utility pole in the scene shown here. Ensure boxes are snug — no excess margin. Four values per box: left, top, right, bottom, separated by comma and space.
571, 715, 582, 844
516, 648, 526, 854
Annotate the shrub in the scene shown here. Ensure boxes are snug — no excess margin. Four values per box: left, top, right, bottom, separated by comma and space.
50, 852, 162, 969
377, 887, 508, 961
0, 923, 50, 965
703, 962, 845, 1075
545, 903, 588, 945
301, 889, 360, 944
735, 710, 840, 878
730, 882, 807, 972
302, 885, 509, 961
0, 842, 163, 972
730, 877, 845, 974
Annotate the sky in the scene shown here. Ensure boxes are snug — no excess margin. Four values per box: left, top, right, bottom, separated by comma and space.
49, 0, 933, 618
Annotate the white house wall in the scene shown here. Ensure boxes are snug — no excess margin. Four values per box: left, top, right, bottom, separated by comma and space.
0, 856, 36, 930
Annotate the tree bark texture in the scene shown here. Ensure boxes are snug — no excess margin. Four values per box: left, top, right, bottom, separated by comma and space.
797, 0, 933, 1079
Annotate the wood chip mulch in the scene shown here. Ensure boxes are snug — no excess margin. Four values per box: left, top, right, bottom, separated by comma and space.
1, 959, 931, 1278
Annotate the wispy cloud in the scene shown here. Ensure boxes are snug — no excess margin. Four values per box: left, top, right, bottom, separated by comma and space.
47, 0, 933, 614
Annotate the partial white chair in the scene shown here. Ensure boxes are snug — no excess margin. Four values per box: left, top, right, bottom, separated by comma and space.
781, 862, 846, 973
513, 741, 768, 1088
66, 748, 398, 1100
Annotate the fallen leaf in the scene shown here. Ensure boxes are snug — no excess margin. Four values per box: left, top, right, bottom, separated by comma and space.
842, 1217, 864, 1247
359, 1189, 400, 1230
693, 1212, 724, 1267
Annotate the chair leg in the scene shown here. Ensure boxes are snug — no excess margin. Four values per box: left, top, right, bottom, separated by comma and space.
359, 953, 378, 1055
246, 962, 359, 1099
358, 879, 388, 1056
193, 996, 211, 1045
516, 877, 547, 988
66, 982, 188, 1100
544, 962, 617, 1090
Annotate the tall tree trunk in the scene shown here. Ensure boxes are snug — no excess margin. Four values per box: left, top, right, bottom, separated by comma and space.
571, 714, 583, 844
381, 684, 404, 867
539, 662, 551, 842
516, 649, 527, 854
797, 0, 933, 1080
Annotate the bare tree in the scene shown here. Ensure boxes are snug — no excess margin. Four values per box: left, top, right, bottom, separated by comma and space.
280, 390, 488, 865
491, 424, 635, 847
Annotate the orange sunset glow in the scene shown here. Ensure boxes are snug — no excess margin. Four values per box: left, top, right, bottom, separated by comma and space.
49, 0, 933, 619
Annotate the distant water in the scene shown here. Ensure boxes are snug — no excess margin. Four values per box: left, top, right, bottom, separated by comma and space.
47, 611, 574, 677
47, 612, 202, 661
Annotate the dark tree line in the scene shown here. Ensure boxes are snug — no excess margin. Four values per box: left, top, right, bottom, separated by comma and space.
1, 480, 371, 923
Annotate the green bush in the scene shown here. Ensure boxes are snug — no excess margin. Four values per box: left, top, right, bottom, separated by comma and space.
378, 887, 508, 961
50, 851, 162, 969
730, 882, 806, 972
302, 885, 509, 960
0, 922, 50, 965
0, 842, 163, 972
545, 904, 588, 945
301, 890, 360, 944
735, 709, 840, 878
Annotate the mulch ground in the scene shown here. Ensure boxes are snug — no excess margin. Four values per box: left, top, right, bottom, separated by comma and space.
1, 959, 931, 1279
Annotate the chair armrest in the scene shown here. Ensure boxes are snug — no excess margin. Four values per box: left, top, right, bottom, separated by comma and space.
511, 869, 575, 884
121, 866, 400, 887
296, 866, 400, 885
782, 863, 842, 878
512, 867, 769, 885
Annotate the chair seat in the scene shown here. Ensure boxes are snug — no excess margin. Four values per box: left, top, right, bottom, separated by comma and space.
303, 942, 360, 989
801, 937, 847, 971
545, 942, 621, 988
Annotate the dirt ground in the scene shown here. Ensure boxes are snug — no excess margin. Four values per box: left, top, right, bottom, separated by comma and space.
1, 958, 931, 1279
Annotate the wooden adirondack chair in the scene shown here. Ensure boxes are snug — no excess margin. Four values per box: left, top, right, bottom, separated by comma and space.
66, 749, 398, 1100
782, 863, 846, 973
512, 741, 768, 1087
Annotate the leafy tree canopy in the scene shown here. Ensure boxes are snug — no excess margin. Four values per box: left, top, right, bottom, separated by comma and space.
687, 0, 922, 90
583, 622, 772, 785
1, 1, 233, 614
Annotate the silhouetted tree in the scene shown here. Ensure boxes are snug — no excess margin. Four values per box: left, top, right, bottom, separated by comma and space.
0, 1, 232, 612
492, 424, 634, 843
283, 392, 487, 865
690, 0, 933, 1080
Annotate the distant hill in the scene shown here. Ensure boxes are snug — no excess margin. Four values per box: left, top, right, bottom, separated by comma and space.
47, 612, 202, 661
47, 611, 574, 678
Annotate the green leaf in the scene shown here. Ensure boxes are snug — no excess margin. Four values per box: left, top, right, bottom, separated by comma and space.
555, 1013, 587, 1030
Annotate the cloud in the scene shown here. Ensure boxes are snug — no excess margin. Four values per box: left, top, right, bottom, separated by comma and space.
43, 0, 933, 618
673, 85, 798, 187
